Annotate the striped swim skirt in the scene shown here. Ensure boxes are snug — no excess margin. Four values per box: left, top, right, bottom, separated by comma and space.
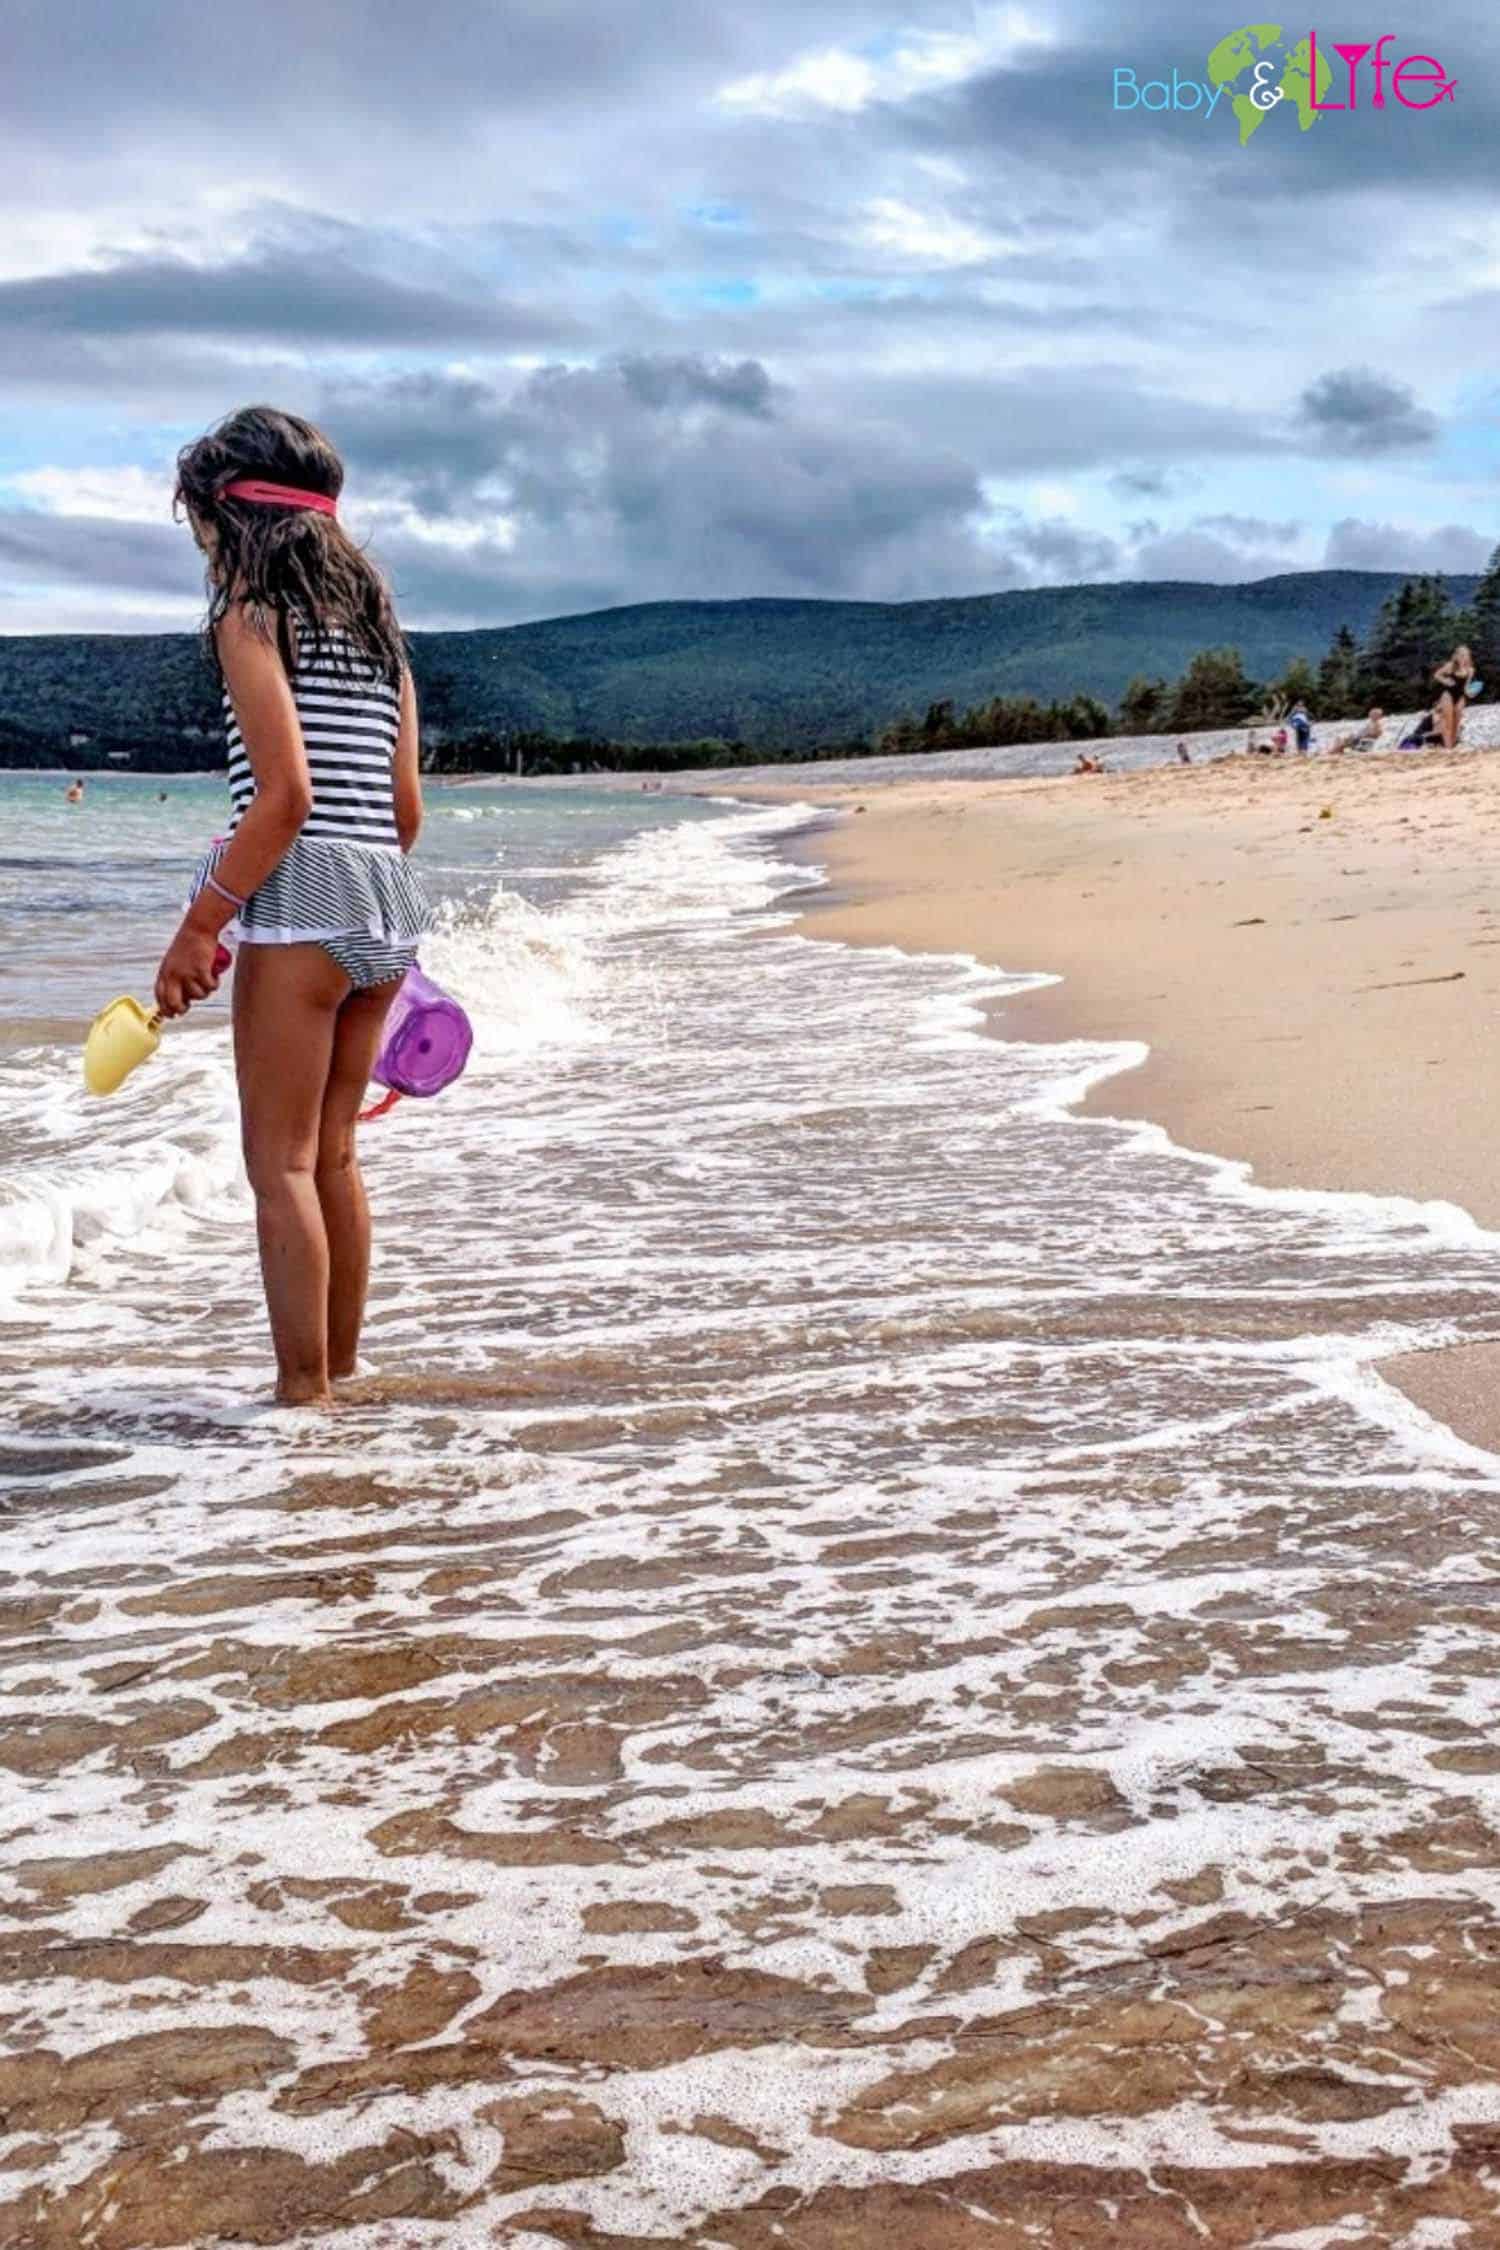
189, 833, 434, 991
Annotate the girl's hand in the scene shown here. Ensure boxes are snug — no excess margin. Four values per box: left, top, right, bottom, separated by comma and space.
154, 924, 224, 1020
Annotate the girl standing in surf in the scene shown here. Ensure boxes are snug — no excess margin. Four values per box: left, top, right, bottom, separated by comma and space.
153, 405, 432, 1405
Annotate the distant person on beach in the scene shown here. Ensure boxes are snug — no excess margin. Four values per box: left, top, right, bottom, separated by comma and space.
153, 405, 433, 1407
1073, 752, 1101, 774
1176, 740, 1192, 764
64, 779, 83, 803
1331, 708, 1384, 756
1289, 702, 1313, 753
1273, 726, 1289, 756
1432, 647, 1476, 749
1400, 708, 1441, 751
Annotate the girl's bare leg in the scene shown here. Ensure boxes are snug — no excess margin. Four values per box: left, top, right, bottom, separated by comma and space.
316, 977, 404, 1377
232, 943, 348, 1404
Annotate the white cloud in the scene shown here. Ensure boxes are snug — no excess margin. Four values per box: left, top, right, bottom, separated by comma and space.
0, 586, 195, 632
7, 465, 173, 522
719, 47, 880, 117
716, 10, 1046, 119
1323, 517, 1493, 575
856, 197, 1009, 267
0, 187, 276, 286
357, 497, 518, 553
873, 30, 992, 97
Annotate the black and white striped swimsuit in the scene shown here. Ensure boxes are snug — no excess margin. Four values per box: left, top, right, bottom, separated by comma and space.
226, 616, 403, 846
189, 605, 432, 988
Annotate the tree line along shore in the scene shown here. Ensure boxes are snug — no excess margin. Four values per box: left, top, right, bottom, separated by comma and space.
3, 559, 1496, 776
875, 562, 1500, 761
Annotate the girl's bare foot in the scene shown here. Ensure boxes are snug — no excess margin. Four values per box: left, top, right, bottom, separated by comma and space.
274, 1379, 335, 1408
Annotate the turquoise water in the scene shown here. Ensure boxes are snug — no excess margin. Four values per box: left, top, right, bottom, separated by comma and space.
0, 769, 727, 1034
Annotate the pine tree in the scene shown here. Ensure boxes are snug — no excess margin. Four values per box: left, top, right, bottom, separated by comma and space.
1062, 693, 1112, 739
1317, 624, 1360, 716
1277, 656, 1319, 713
1167, 647, 1258, 732
1466, 544, 1500, 702
1361, 575, 1458, 708
877, 712, 922, 755
921, 698, 957, 746
1004, 697, 1049, 744
1118, 674, 1168, 733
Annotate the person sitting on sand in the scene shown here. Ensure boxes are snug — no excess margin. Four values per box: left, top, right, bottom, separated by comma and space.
1331, 708, 1384, 756
1073, 752, 1105, 775
1432, 646, 1475, 750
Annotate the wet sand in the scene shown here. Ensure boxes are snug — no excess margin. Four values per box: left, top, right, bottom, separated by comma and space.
727, 745, 1500, 1455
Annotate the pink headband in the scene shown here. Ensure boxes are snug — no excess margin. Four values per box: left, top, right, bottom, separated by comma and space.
219, 477, 338, 516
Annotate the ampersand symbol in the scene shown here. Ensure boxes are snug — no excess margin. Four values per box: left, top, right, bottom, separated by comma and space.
1249, 56, 1284, 109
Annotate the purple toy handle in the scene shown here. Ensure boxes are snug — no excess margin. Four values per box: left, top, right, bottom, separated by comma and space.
370, 964, 473, 1098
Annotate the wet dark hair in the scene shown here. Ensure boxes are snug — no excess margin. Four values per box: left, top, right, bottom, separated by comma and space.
173, 405, 405, 687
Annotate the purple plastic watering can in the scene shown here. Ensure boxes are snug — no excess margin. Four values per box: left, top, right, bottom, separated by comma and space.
361, 964, 473, 1118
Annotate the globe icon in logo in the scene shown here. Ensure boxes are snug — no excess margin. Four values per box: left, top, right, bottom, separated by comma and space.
1207, 23, 1331, 144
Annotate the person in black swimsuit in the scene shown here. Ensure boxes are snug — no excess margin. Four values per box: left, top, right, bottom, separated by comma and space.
1431, 646, 1475, 750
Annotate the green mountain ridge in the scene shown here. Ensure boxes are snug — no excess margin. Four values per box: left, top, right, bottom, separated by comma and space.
0, 570, 1479, 768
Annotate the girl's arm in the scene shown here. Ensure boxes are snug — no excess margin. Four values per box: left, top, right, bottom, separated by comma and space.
154, 602, 313, 1017
393, 661, 423, 853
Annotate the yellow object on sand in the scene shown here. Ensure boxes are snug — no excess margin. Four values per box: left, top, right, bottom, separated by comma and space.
83, 996, 162, 1095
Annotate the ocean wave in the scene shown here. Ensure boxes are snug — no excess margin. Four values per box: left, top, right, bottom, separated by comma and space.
0, 801, 800, 1297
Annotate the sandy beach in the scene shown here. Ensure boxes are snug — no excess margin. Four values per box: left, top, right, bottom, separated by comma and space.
711, 734, 1500, 1454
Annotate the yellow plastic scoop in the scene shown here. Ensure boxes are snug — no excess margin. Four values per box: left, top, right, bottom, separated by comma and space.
83, 996, 163, 1095
83, 946, 232, 1095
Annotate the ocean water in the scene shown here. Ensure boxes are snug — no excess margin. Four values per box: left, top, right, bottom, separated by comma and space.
5, 769, 1500, 2241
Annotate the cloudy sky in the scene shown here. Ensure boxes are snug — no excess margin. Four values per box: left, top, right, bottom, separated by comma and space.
3, 0, 1493, 633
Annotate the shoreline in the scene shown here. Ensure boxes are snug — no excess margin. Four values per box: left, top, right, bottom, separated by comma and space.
723, 752, 1500, 1455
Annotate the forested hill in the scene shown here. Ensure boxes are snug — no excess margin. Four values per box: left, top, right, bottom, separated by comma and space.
0, 569, 1479, 769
